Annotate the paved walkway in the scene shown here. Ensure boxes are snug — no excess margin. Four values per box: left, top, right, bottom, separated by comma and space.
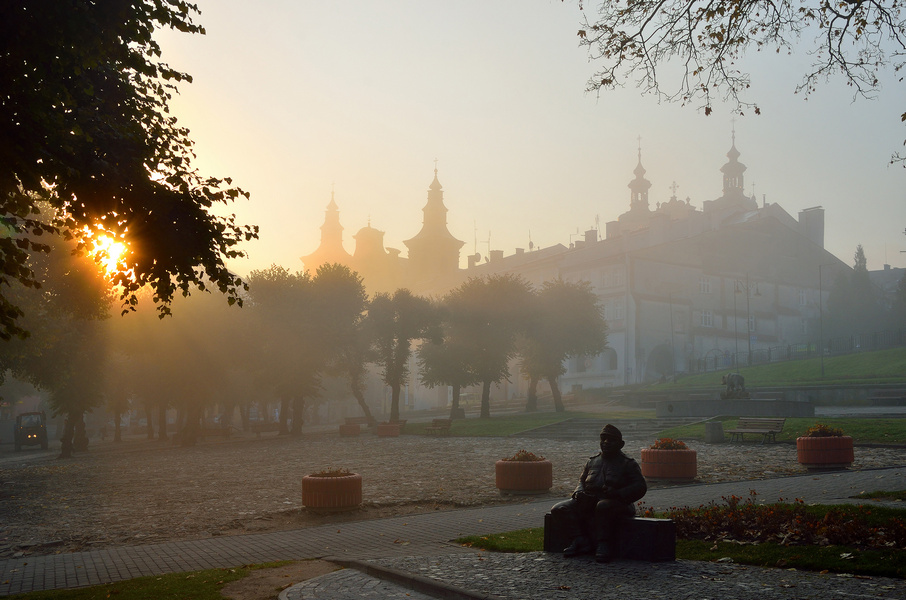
2, 466, 906, 598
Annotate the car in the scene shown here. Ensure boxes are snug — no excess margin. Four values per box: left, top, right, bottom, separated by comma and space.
14, 411, 48, 451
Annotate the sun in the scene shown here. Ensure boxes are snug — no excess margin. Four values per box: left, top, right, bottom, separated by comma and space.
87, 232, 129, 277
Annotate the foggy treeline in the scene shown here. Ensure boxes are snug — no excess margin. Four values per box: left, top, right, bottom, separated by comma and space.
0, 239, 607, 456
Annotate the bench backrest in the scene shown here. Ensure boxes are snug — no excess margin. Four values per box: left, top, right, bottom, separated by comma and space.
736, 417, 785, 431
432, 418, 452, 426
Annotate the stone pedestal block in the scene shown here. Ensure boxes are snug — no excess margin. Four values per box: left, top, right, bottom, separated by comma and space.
543, 511, 675, 562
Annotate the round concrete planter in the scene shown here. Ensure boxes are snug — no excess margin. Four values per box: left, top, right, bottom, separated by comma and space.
797, 436, 854, 470
301, 473, 362, 511
338, 424, 360, 437
495, 459, 553, 495
640, 448, 697, 481
376, 423, 400, 437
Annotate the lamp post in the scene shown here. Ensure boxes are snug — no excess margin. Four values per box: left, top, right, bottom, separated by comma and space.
735, 274, 761, 367
668, 292, 676, 382
818, 264, 829, 378
733, 284, 739, 369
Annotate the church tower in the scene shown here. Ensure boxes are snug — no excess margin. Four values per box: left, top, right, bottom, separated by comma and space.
617, 144, 654, 232
403, 166, 465, 285
300, 191, 353, 272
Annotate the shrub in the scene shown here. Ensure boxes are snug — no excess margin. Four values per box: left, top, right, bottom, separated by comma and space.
638, 491, 906, 550
649, 438, 688, 450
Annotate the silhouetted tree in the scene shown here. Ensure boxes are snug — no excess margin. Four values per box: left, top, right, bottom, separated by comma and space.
574, 1, 906, 165
310, 264, 376, 426
418, 299, 479, 420
519, 279, 608, 412
0, 1, 258, 340
0, 231, 111, 457
447, 275, 533, 419
246, 266, 321, 436
368, 289, 439, 423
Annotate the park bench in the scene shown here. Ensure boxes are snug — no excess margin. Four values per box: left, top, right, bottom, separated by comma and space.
424, 418, 452, 436
543, 511, 675, 562
250, 422, 281, 437
345, 417, 371, 427
727, 417, 786, 444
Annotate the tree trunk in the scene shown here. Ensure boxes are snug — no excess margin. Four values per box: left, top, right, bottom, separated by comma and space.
180, 405, 201, 447
279, 397, 290, 434
157, 404, 168, 441
113, 411, 122, 442
449, 384, 461, 420
73, 414, 89, 452
59, 416, 75, 459
145, 404, 154, 439
352, 387, 377, 427
240, 403, 250, 431
390, 383, 401, 423
291, 396, 305, 435
524, 376, 539, 412
480, 380, 492, 419
548, 376, 565, 413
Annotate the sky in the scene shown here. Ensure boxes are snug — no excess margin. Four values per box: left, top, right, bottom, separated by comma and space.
156, 0, 906, 276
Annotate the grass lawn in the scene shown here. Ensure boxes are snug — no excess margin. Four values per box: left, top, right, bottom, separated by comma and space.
658, 417, 906, 444
456, 499, 906, 579
402, 409, 652, 437
661, 347, 906, 389
2, 562, 294, 600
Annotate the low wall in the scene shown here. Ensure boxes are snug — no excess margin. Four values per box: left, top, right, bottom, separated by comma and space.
655, 398, 815, 418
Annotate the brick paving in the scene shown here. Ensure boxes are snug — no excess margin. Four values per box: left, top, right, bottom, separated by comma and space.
3, 466, 906, 598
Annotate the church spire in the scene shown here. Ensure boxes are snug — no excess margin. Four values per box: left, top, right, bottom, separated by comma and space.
721, 125, 746, 198
628, 137, 652, 212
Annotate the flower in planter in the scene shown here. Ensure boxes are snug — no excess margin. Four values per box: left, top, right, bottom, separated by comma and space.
804, 423, 844, 437
640, 438, 696, 480
302, 467, 362, 511
797, 423, 852, 470
502, 449, 546, 462
649, 438, 688, 450
309, 467, 353, 477
495, 450, 552, 494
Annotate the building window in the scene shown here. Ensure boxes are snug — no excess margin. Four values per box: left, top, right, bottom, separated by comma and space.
612, 269, 624, 286
699, 277, 711, 294
798, 289, 807, 306
700, 310, 713, 327
748, 315, 756, 332
612, 301, 624, 321
801, 319, 808, 335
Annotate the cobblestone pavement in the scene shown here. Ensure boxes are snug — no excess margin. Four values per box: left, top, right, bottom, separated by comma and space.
3, 466, 906, 598
2, 428, 904, 559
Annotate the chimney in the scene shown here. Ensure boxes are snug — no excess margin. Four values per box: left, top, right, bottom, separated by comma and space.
489, 250, 504, 262
585, 229, 597, 244
798, 206, 825, 248
515, 248, 525, 256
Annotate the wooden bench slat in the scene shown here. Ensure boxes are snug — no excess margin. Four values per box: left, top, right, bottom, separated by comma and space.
727, 417, 786, 444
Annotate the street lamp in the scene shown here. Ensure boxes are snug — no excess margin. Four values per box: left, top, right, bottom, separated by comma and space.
818, 264, 832, 378
735, 274, 761, 367
668, 292, 676, 382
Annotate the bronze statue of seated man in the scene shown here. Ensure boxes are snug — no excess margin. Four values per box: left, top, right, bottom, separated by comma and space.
551, 424, 647, 563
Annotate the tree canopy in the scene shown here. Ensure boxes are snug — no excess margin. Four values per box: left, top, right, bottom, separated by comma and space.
520, 278, 608, 412
0, 1, 258, 340
573, 0, 906, 163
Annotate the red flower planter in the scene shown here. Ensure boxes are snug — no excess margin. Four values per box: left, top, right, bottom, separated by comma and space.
797, 436, 854, 470
640, 449, 697, 481
495, 459, 553, 495
339, 424, 360, 437
376, 423, 400, 437
301, 473, 362, 511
